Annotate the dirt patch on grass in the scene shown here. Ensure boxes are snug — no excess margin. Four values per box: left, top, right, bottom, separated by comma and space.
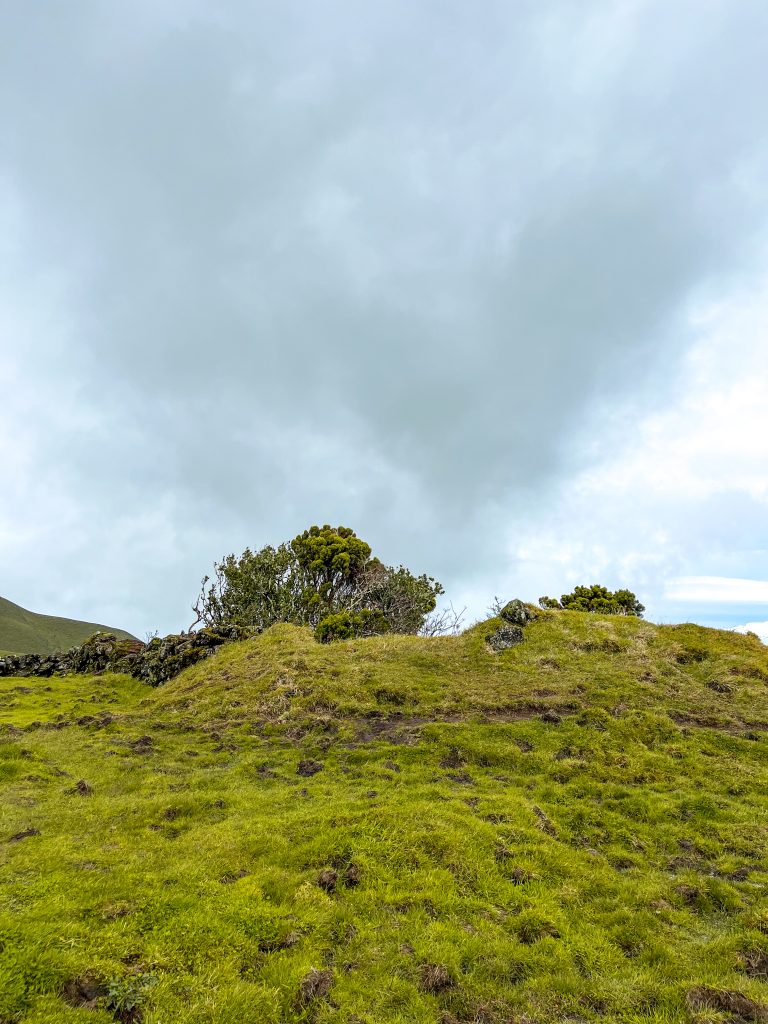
342, 862, 362, 887
509, 866, 533, 884
374, 686, 407, 705
732, 665, 768, 682
258, 931, 300, 953
7, 826, 39, 843
740, 948, 768, 979
316, 868, 338, 892
440, 746, 464, 769
330, 704, 766, 743
418, 963, 455, 993
532, 805, 558, 837
724, 865, 755, 881
100, 903, 135, 921
296, 968, 333, 1007
345, 705, 579, 745
707, 680, 734, 694
128, 736, 156, 754
686, 986, 768, 1022
670, 711, 768, 735
61, 975, 108, 1010
219, 868, 249, 884
349, 715, 431, 745
673, 883, 701, 906
516, 917, 560, 944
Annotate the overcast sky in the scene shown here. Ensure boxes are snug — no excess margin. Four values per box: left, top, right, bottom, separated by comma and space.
2, 1, 767, 640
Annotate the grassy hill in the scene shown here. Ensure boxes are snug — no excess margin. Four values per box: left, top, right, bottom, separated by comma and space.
0, 595, 137, 655
1, 610, 767, 1023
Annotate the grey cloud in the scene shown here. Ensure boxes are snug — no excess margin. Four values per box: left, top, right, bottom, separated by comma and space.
2, 1, 767, 632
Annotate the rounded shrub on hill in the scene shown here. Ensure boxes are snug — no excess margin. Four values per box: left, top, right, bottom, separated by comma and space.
538, 584, 645, 617
193, 524, 444, 641
314, 609, 390, 643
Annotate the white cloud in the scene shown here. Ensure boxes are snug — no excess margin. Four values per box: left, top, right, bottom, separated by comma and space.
665, 577, 768, 604
482, 282, 768, 627
2, 3, 768, 636
735, 621, 768, 643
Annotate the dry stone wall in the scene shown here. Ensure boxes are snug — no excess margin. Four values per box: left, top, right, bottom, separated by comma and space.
0, 624, 253, 685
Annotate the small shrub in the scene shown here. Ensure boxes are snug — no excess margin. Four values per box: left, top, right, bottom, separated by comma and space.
106, 973, 157, 1020
539, 584, 644, 617
314, 609, 390, 643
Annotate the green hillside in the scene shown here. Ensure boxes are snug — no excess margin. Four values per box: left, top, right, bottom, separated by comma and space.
1, 611, 767, 1023
0, 595, 137, 655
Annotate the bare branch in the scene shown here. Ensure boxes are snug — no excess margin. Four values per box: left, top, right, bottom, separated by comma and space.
420, 603, 467, 638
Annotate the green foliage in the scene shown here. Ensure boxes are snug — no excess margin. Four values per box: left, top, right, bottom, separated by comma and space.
1, 612, 767, 1022
194, 525, 442, 638
194, 543, 300, 631
314, 609, 390, 643
539, 584, 645, 617
358, 562, 443, 633
106, 972, 157, 1014
291, 525, 371, 614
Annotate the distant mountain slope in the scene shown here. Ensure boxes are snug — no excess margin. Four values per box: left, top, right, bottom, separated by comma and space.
0, 595, 137, 654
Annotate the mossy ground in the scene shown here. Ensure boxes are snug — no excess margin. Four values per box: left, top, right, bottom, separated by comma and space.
1, 612, 767, 1023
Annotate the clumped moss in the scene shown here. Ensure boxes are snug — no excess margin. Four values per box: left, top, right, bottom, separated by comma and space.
314, 609, 390, 643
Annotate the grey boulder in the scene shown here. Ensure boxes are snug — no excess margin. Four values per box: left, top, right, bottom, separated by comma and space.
486, 625, 524, 651
500, 599, 535, 627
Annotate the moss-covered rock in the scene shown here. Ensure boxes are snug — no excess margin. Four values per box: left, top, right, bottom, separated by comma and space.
486, 624, 524, 651
500, 599, 537, 627
133, 625, 252, 686
0, 624, 253, 685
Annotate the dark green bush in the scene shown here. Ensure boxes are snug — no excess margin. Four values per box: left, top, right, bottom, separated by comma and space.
193, 525, 443, 639
314, 609, 390, 643
539, 584, 644, 617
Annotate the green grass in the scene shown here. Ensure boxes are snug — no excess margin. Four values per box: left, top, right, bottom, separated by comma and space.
0, 596, 137, 655
1, 611, 767, 1023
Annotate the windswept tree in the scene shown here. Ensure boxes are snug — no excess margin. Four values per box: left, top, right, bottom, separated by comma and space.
192, 525, 444, 640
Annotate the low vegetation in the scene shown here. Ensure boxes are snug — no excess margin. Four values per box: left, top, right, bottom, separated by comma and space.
539, 585, 645, 617
1, 607, 767, 1023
